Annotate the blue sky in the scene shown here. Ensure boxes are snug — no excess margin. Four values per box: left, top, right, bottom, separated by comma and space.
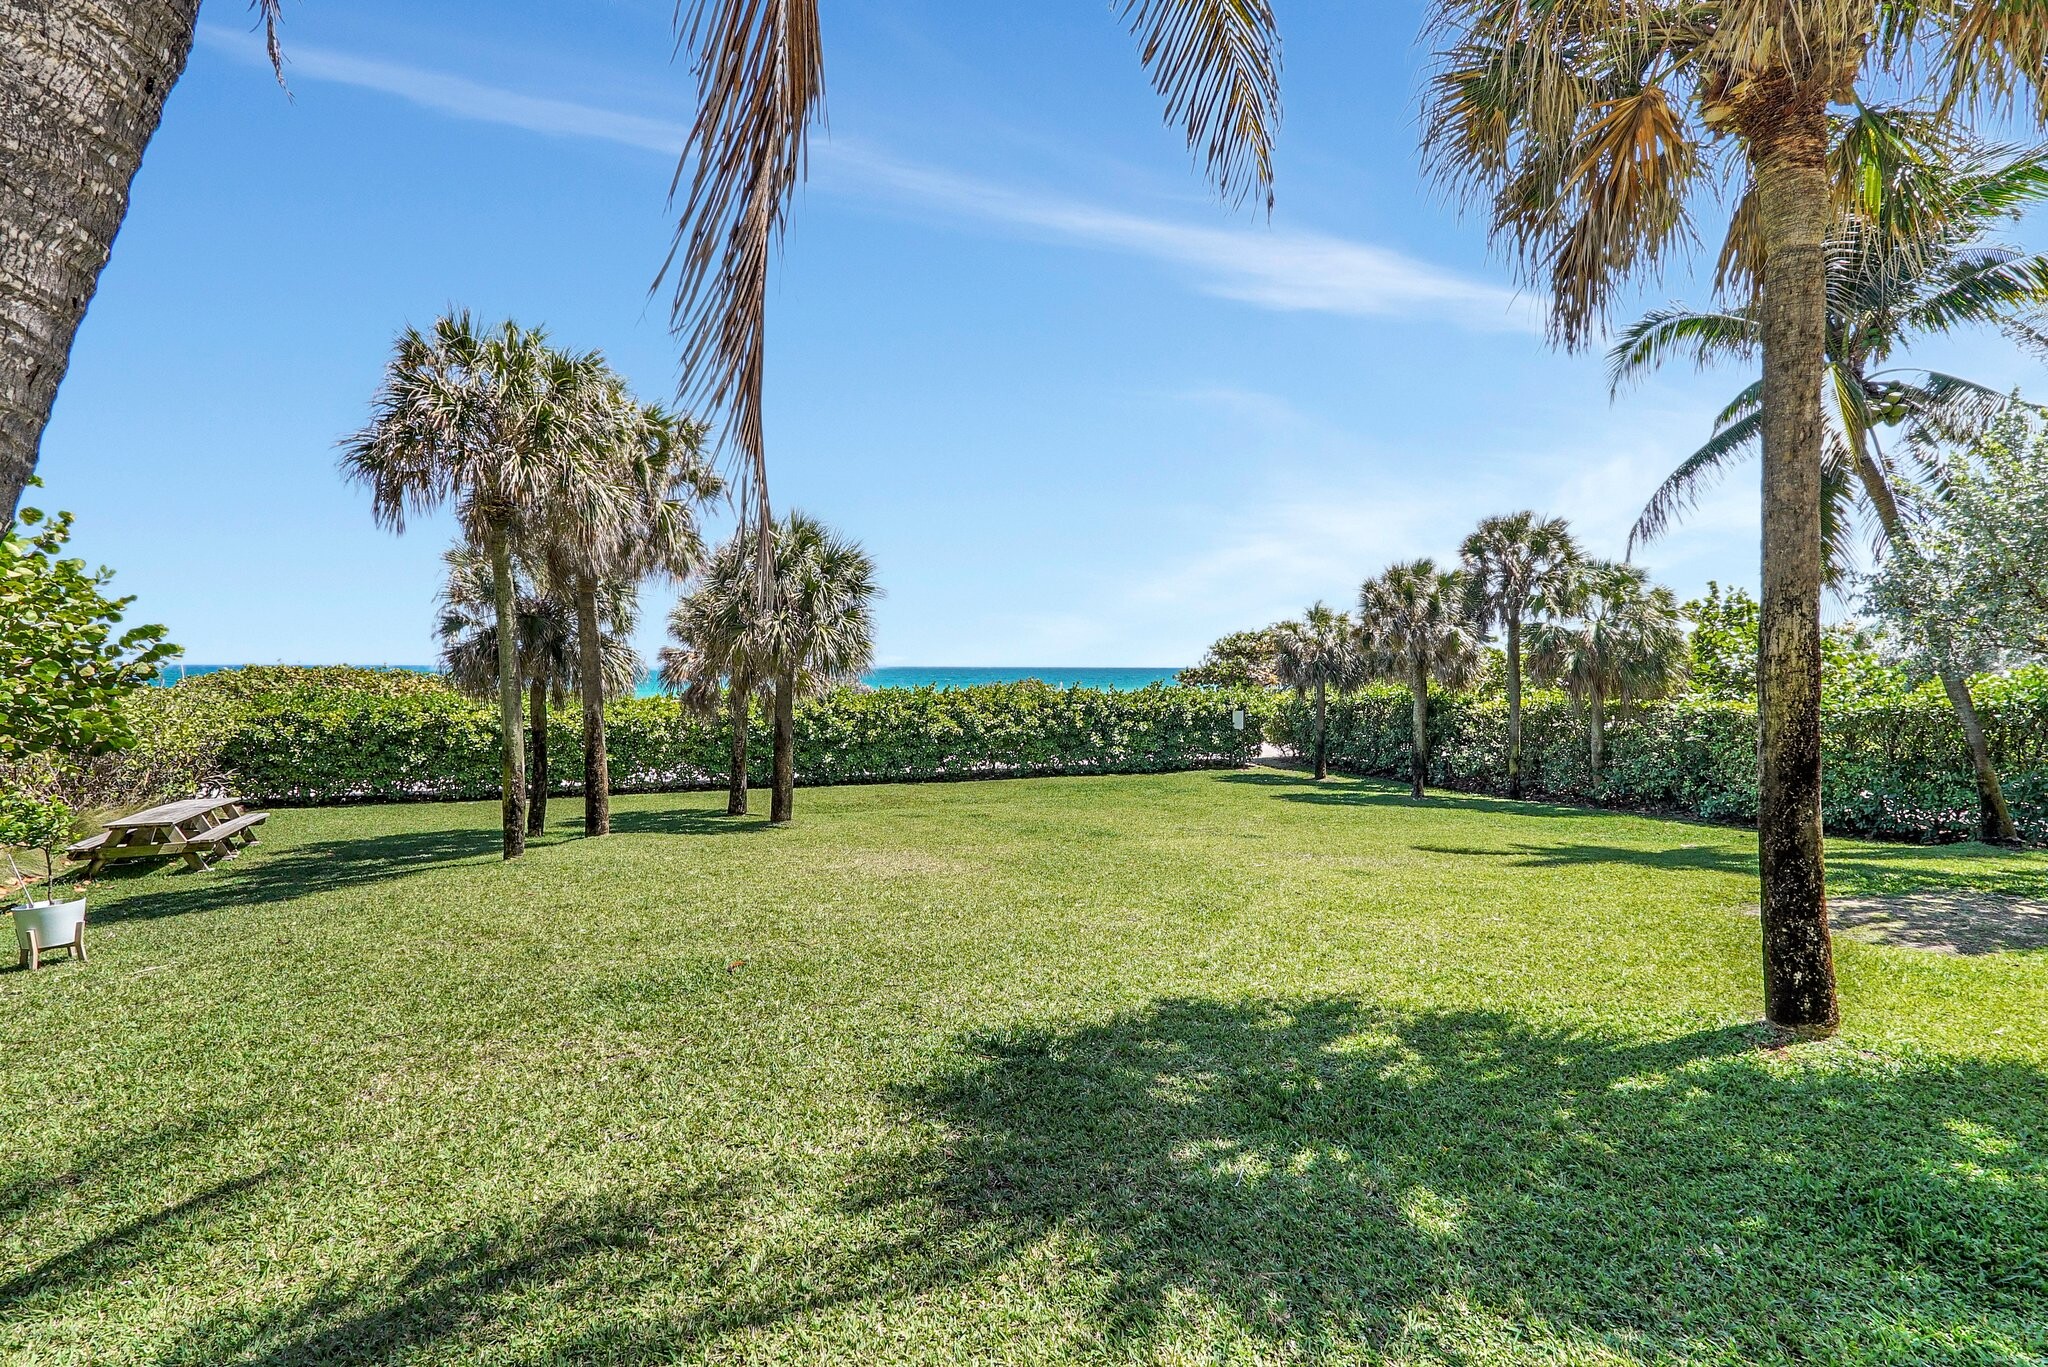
37, 1, 2045, 667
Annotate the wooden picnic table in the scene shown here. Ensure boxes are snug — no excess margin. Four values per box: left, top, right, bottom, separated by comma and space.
70, 797, 270, 875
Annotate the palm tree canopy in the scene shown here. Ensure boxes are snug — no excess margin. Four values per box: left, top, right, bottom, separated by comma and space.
1421, 2, 2048, 348
1358, 559, 1482, 689
1459, 512, 1581, 634
1271, 603, 1364, 698
1527, 561, 1689, 708
1611, 145, 2048, 571
437, 547, 641, 705
665, 512, 880, 705
340, 314, 616, 545
662, 0, 1283, 540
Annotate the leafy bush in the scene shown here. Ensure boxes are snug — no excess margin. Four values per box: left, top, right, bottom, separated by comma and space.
0, 792, 77, 898
120, 675, 1272, 807
1277, 671, 2048, 843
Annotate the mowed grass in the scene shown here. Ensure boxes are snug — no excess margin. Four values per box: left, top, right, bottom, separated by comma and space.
5, 769, 2047, 1366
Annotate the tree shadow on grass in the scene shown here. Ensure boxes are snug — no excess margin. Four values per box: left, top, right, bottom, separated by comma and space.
606, 805, 770, 837
881, 998, 2048, 1362
77, 825, 524, 926
1222, 769, 1631, 824
1411, 840, 1754, 876
44, 1000, 2047, 1363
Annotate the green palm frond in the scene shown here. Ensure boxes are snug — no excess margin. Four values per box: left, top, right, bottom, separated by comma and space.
1628, 409, 1762, 554
1607, 305, 1759, 393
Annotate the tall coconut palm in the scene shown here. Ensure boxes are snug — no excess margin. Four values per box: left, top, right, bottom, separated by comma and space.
0, 1, 280, 518
530, 381, 720, 837
436, 547, 641, 835
1358, 560, 1482, 801
1460, 513, 1581, 801
661, 529, 775, 817
3, 4, 1275, 529
664, 1, 1281, 556
1271, 604, 1363, 782
1613, 147, 2048, 844
1527, 562, 1689, 780
342, 313, 610, 859
1419, 5, 2048, 1033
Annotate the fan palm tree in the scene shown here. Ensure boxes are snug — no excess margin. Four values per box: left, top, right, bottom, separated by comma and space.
1527, 562, 1689, 780
1612, 148, 2048, 844
663, 1, 1281, 556
1420, 6, 2048, 1033
1460, 512, 1581, 801
754, 514, 879, 826
1271, 604, 1363, 782
1358, 560, 1482, 801
436, 547, 640, 835
661, 529, 776, 817
5, 4, 1277, 527
529, 380, 721, 837
342, 313, 611, 859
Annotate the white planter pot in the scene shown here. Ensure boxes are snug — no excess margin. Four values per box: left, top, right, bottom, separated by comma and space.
13, 897, 86, 967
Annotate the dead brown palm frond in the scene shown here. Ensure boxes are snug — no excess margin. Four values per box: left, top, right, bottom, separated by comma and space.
663, 0, 1283, 576
252, 0, 287, 86
659, 0, 824, 564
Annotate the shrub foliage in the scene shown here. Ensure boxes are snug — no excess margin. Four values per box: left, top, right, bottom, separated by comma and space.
1277, 671, 2048, 843
123, 675, 1270, 807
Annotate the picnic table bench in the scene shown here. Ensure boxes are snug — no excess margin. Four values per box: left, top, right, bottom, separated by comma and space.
69, 798, 269, 875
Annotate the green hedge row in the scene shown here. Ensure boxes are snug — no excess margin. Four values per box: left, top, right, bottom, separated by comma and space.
1277, 672, 2048, 843
155, 679, 1271, 806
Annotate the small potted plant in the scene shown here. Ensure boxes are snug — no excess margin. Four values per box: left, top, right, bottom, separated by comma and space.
3, 794, 86, 969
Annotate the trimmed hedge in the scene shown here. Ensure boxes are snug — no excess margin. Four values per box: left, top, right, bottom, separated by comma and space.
147, 679, 1271, 807
1277, 670, 2048, 843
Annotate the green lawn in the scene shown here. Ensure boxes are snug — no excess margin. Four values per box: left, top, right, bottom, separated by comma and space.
5, 769, 2047, 1365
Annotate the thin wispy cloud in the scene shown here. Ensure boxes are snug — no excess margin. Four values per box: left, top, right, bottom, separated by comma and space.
197, 23, 1532, 332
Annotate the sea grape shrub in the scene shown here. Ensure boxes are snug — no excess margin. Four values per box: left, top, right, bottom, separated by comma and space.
1278, 677, 2048, 843
130, 675, 1271, 806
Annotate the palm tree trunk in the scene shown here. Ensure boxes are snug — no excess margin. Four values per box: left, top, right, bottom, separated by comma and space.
1750, 103, 1838, 1034
575, 577, 609, 837
771, 675, 795, 825
489, 525, 527, 859
1410, 663, 1428, 800
727, 674, 751, 816
0, 1, 202, 517
1506, 615, 1524, 800
1850, 442, 2019, 844
1312, 679, 1328, 780
527, 678, 548, 837
1588, 686, 1605, 779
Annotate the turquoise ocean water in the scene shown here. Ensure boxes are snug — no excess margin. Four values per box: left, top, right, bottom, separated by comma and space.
155, 665, 1185, 695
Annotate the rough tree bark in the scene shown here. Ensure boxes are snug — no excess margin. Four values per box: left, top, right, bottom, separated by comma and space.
727, 673, 751, 816
1312, 678, 1329, 780
575, 578, 609, 837
770, 675, 795, 825
527, 677, 548, 837
1505, 614, 1525, 800
1409, 662, 1428, 800
1588, 685, 1605, 779
1750, 93, 1839, 1034
489, 525, 527, 859
0, 0, 202, 516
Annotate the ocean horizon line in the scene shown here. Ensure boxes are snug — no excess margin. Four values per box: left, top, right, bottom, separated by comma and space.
153, 664, 1191, 694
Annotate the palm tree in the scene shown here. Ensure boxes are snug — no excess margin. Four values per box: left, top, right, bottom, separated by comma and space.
1527, 562, 1689, 781
756, 513, 879, 826
1358, 560, 1482, 801
1460, 513, 1581, 801
1613, 148, 2048, 844
342, 313, 611, 859
1419, 7, 2048, 1034
663, 2, 1281, 553
1271, 604, 1363, 782
529, 382, 721, 837
436, 548, 640, 835
661, 530, 776, 816
5, 3, 1276, 526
